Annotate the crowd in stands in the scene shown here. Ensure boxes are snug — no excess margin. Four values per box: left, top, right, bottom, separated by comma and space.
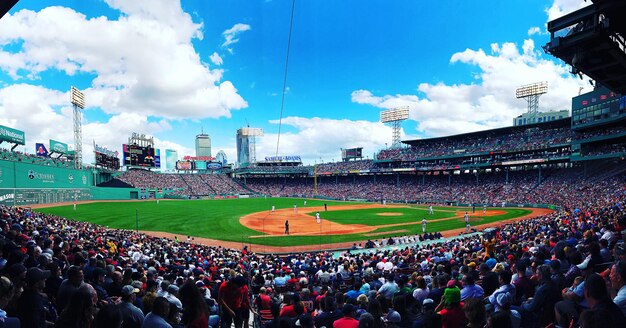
316, 160, 376, 172
117, 170, 189, 191
243, 167, 622, 207
377, 128, 575, 161
116, 170, 249, 197
0, 161, 625, 327
575, 126, 626, 140
0, 148, 91, 170
583, 143, 626, 157
236, 166, 311, 174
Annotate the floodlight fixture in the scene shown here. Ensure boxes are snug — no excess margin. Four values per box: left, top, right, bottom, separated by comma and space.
70, 86, 85, 169
515, 81, 548, 99
515, 81, 548, 120
380, 106, 409, 148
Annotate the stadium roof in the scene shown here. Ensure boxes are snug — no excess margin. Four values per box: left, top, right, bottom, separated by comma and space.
403, 117, 571, 147
0, 1, 19, 19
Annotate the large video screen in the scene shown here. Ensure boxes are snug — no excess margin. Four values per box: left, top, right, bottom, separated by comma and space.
176, 161, 192, 170
123, 144, 155, 167
342, 147, 362, 160
96, 152, 120, 170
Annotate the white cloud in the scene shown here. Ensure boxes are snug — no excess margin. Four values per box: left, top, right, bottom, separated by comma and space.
546, 0, 588, 21
209, 52, 223, 66
0, 83, 179, 163
352, 38, 586, 137
255, 116, 394, 164
221, 23, 251, 50
0, 2, 247, 120
527, 26, 542, 36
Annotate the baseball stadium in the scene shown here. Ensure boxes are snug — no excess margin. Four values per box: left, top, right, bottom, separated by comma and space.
1, 1, 626, 328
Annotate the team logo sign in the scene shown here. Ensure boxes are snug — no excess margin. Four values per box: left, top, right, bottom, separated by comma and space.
68, 174, 74, 183
28, 170, 35, 179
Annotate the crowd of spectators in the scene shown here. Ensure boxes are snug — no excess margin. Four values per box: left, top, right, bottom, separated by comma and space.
377, 127, 575, 161
243, 167, 621, 207
0, 148, 92, 170
115, 170, 249, 197
316, 160, 376, 172
0, 162, 624, 327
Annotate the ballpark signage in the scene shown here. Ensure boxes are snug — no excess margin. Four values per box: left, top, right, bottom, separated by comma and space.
35, 143, 49, 157
50, 139, 69, 154
183, 155, 215, 161
95, 144, 118, 158
27, 169, 55, 183
264, 155, 302, 162
0, 125, 25, 145
207, 162, 222, 170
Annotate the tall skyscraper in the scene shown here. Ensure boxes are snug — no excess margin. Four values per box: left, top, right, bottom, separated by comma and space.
236, 127, 263, 166
165, 149, 178, 170
195, 132, 211, 158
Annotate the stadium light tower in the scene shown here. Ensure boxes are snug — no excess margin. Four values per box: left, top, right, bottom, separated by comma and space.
380, 106, 409, 148
70, 86, 85, 169
516, 81, 548, 121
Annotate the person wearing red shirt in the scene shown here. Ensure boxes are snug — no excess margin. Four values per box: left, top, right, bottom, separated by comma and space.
333, 304, 358, 328
435, 286, 467, 328
219, 275, 247, 328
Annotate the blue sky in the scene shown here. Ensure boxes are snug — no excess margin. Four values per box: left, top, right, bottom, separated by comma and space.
0, 0, 589, 167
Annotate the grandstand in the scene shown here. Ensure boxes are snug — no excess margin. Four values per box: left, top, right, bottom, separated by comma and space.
2, 1, 626, 327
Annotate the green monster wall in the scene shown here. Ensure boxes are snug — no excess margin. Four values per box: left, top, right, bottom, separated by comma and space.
0, 159, 140, 205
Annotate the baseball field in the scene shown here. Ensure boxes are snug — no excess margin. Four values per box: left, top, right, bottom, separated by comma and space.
34, 198, 548, 252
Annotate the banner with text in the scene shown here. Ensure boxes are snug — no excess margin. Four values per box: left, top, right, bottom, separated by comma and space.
0, 125, 25, 145
49, 139, 69, 154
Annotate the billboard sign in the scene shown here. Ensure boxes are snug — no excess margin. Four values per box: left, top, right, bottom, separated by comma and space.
264, 155, 301, 162
35, 143, 49, 157
195, 161, 207, 170
207, 162, 222, 170
0, 125, 25, 145
176, 161, 192, 170
50, 139, 69, 154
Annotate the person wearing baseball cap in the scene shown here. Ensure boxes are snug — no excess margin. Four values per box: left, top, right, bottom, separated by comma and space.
119, 285, 144, 328
15, 267, 52, 328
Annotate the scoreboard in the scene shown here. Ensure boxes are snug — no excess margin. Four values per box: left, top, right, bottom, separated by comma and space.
96, 152, 120, 170
123, 144, 155, 167
342, 147, 363, 161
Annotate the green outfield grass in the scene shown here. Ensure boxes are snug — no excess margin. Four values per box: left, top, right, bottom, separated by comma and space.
36, 198, 532, 247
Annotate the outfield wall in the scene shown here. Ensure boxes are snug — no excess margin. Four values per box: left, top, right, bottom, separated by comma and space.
0, 159, 169, 205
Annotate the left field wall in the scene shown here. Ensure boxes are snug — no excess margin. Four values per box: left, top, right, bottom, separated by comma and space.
0, 159, 138, 206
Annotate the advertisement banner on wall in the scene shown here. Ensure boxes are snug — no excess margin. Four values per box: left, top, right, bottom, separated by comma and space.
49, 139, 69, 154
0, 125, 25, 145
